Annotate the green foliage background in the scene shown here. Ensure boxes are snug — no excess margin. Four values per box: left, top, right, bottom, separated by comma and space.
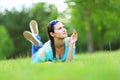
0, 2, 59, 59
0, 26, 15, 59
66, 0, 120, 52
0, 1, 120, 59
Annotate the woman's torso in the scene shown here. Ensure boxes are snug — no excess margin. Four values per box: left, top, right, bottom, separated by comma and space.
33, 37, 75, 62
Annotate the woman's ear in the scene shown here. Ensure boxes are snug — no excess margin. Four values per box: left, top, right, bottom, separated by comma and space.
50, 32, 55, 37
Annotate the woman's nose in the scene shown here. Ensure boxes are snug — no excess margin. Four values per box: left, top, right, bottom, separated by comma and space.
63, 28, 66, 32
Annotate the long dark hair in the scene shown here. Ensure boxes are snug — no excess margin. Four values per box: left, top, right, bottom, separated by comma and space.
47, 20, 59, 58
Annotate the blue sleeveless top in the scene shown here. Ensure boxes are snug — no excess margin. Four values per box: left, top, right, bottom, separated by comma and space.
33, 37, 76, 63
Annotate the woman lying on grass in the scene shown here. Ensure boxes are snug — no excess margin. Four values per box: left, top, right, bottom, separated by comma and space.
23, 20, 78, 63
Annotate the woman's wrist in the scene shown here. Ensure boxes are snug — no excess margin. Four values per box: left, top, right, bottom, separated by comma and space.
69, 42, 74, 47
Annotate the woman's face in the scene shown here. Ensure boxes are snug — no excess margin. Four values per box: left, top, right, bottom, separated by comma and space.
52, 22, 67, 39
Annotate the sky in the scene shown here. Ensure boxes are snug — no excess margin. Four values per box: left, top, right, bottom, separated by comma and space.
0, 0, 67, 12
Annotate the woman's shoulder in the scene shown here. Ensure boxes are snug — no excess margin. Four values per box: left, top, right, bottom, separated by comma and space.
64, 37, 70, 45
42, 40, 53, 51
64, 37, 75, 47
43, 40, 51, 48
64, 37, 70, 41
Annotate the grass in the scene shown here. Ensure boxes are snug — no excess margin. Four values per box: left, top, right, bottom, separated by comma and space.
0, 50, 120, 80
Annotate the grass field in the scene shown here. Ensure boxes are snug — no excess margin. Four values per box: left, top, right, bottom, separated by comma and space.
0, 50, 120, 80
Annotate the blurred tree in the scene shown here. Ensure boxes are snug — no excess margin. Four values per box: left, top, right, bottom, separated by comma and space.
29, 2, 58, 43
66, 0, 120, 53
0, 2, 59, 58
0, 8, 31, 58
0, 25, 15, 59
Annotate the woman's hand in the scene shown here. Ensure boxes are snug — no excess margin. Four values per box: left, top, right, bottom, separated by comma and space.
66, 29, 78, 61
69, 29, 78, 45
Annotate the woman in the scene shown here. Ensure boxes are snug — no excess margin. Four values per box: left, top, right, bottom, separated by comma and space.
23, 20, 78, 63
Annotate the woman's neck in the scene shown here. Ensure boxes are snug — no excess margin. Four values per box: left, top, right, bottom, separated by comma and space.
54, 39, 65, 58
54, 38, 64, 48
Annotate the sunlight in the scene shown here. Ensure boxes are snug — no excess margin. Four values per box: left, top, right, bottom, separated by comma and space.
0, 0, 67, 12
